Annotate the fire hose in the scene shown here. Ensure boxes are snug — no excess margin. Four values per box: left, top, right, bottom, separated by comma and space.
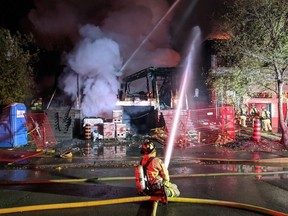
1, 170, 288, 185
1, 171, 288, 215
0, 196, 287, 215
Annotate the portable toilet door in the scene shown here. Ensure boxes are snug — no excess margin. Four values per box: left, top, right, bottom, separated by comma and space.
0, 103, 27, 148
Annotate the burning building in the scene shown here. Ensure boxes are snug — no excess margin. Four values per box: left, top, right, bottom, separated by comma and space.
116, 66, 178, 134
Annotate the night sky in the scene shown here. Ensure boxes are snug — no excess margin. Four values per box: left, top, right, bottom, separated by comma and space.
0, 0, 225, 115
0, 0, 224, 50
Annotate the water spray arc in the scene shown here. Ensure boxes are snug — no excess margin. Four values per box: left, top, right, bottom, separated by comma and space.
118, 0, 181, 74
164, 27, 201, 168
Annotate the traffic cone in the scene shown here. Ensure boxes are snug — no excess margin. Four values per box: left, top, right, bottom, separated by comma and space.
84, 142, 91, 155
254, 165, 262, 180
85, 124, 92, 140
252, 118, 261, 143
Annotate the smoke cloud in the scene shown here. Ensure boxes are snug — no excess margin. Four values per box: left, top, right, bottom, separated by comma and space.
28, 0, 180, 117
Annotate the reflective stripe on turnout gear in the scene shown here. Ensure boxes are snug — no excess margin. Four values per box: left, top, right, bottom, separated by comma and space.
141, 155, 170, 185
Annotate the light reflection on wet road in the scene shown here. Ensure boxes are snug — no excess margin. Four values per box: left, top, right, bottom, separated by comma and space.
0, 162, 288, 216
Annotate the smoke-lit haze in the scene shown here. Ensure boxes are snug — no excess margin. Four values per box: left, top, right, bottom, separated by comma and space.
28, 0, 181, 117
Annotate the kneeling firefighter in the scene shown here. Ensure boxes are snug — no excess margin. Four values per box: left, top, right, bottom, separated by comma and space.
135, 141, 180, 198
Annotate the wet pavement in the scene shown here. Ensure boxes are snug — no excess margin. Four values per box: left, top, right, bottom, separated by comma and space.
0, 134, 288, 216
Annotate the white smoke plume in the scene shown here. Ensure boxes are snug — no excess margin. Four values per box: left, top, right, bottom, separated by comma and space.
61, 25, 122, 117
28, 0, 180, 117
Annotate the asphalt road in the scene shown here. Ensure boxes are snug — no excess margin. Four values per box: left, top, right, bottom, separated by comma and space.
0, 156, 288, 216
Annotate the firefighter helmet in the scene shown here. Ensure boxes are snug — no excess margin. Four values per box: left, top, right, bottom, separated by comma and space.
140, 141, 155, 154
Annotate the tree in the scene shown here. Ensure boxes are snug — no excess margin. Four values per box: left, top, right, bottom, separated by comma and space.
0, 28, 38, 108
207, 0, 288, 148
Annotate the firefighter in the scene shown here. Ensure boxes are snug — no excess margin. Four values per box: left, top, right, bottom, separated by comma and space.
238, 105, 248, 127
139, 141, 180, 197
31, 97, 43, 112
250, 104, 259, 127
261, 106, 272, 131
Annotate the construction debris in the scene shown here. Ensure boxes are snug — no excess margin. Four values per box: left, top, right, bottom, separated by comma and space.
60, 151, 73, 158
215, 133, 235, 145
149, 127, 168, 145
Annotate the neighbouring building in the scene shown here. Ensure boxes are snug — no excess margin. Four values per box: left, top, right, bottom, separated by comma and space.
205, 35, 288, 132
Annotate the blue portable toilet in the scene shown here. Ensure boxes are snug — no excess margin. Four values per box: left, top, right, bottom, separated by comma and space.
0, 103, 27, 148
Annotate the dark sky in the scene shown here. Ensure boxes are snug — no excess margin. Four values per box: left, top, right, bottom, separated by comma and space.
0, 0, 224, 52
0, 0, 225, 113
